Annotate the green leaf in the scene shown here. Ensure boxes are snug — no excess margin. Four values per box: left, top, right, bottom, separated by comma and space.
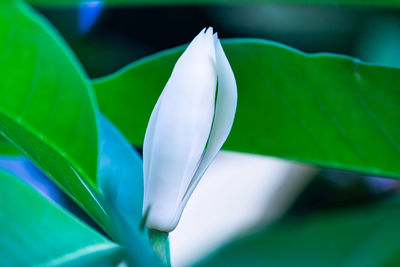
197, 197, 400, 266
148, 230, 171, 266
93, 39, 400, 179
0, 137, 19, 155
25, 0, 400, 7
0, 168, 123, 266
0, 0, 110, 232
0, 156, 162, 266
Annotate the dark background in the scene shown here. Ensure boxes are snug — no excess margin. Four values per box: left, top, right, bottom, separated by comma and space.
37, 3, 400, 78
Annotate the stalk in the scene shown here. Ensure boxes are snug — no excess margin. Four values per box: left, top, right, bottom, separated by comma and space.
148, 229, 171, 266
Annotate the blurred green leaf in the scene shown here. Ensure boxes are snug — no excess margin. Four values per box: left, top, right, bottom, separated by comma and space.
197, 196, 400, 266
0, 169, 123, 266
25, 0, 400, 7
0, 0, 110, 232
0, 137, 18, 155
94, 39, 400, 179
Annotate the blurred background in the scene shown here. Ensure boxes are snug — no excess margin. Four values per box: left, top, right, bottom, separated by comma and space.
6, 1, 400, 266
36, 2, 400, 77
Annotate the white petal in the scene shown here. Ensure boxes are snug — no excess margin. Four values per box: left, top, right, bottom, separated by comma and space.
143, 91, 163, 209
176, 34, 238, 217
143, 28, 217, 231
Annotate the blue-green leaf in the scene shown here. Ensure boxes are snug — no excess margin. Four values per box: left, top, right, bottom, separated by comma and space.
0, 168, 123, 266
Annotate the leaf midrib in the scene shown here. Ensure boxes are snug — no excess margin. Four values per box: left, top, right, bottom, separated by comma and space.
0, 108, 109, 225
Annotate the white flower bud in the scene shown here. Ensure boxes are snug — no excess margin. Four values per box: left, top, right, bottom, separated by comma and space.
143, 27, 237, 232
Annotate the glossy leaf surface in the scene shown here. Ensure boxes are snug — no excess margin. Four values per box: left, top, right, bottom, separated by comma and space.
0, 169, 123, 266
0, 155, 161, 266
0, 0, 109, 231
94, 39, 400, 179
0, 157, 69, 206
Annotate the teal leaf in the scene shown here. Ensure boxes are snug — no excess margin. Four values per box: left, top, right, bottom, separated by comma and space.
0, 168, 123, 266
98, 115, 162, 266
99, 115, 143, 230
0, 157, 67, 205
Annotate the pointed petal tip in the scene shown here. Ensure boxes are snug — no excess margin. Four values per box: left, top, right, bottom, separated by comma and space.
205, 26, 214, 34
213, 32, 219, 41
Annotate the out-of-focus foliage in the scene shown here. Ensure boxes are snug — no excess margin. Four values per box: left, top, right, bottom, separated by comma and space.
356, 16, 400, 69
26, 0, 400, 7
94, 40, 400, 179
198, 195, 400, 266
0, 169, 123, 266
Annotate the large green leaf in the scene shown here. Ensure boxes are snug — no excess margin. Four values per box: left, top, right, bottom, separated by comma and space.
197, 196, 400, 266
0, 0, 110, 231
25, 0, 400, 7
93, 39, 400, 179
0, 137, 18, 155
0, 156, 162, 266
0, 169, 123, 266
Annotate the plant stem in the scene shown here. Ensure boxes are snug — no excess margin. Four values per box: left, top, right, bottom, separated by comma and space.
148, 229, 171, 266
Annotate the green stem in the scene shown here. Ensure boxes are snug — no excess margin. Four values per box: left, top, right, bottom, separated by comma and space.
148, 229, 171, 266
